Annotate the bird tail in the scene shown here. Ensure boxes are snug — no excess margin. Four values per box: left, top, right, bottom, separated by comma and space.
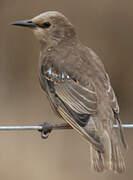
90, 130, 126, 173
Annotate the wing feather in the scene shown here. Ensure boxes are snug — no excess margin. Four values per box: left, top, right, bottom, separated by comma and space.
58, 104, 104, 152
55, 81, 97, 114
104, 73, 127, 148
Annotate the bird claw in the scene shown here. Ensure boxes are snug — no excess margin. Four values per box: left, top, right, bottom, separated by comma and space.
39, 122, 53, 139
41, 132, 49, 139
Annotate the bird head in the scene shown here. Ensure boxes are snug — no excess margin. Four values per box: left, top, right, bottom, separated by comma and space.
11, 11, 77, 45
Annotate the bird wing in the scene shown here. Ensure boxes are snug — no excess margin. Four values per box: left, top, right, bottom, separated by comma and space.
105, 73, 127, 148
55, 80, 97, 115
105, 73, 119, 113
54, 80, 104, 152
43, 69, 104, 152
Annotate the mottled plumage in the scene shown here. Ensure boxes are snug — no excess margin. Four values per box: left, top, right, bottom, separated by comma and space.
12, 11, 127, 173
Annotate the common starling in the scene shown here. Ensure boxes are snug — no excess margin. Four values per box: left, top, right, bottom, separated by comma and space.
11, 11, 127, 173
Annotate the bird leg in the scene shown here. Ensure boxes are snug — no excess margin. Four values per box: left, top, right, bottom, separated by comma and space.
39, 122, 72, 139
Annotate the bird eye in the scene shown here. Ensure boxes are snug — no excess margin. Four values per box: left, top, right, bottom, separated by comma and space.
41, 22, 51, 28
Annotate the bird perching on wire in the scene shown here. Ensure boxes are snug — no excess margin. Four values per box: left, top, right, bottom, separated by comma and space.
11, 11, 127, 173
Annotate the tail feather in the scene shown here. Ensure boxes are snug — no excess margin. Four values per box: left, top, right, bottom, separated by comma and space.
114, 112, 127, 149
90, 130, 126, 173
90, 145, 104, 172
111, 140, 126, 173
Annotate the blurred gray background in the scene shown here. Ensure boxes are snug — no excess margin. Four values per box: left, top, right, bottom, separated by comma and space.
0, 0, 133, 179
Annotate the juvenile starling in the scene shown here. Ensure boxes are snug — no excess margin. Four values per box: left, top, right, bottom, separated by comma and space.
11, 11, 127, 173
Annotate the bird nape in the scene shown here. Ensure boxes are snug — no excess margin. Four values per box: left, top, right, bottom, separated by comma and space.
11, 11, 127, 173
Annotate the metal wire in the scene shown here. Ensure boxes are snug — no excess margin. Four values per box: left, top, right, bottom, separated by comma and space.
114, 124, 133, 128
0, 124, 132, 131
0, 126, 42, 131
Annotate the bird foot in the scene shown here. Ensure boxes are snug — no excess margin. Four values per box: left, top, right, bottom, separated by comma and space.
39, 122, 53, 139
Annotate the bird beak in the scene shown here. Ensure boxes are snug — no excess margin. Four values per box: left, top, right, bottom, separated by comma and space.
11, 19, 37, 28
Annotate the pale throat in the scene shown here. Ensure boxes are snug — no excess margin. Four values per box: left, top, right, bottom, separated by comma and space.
33, 28, 48, 42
